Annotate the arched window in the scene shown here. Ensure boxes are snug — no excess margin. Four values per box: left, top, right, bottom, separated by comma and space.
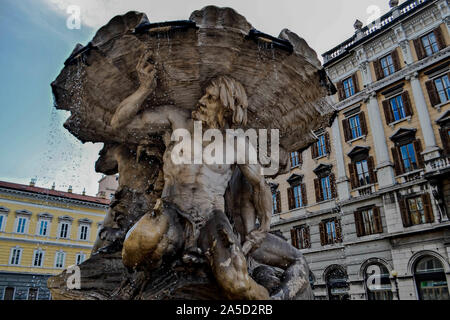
325, 265, 349, 300
364, 263, 393, 300
414, 256, 449, 300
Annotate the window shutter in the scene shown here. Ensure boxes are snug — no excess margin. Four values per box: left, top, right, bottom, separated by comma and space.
382, 100, 393, 124
319, 222, 326, 246
391, 147, 403, 176
413, 38, 426, 60
422, 193, 434, 223
287, 187, 295, 210
311, 141, 318, 159
399, 197, 412, 227
276, 191, 282, 214
402, 91, 413, 117
359, 112, 368, 136
354, 211, 364, 237
434, 26, 446, 50
337, 81, 345, 101
329, 173, 337, 199
352, 73, 360, 93
291, 228, 299, 249
314, 178, 322, 203
325, 132, 331, 155
373, 207, 383, 234
425, 80, 440, 106
374, 59, 384, 81
439, 127, 450, 154
391, 49, 401, 72
367, 156, 378, 183
342, 118, 351, 142
298, 151, 303, 166
335, 219, 343, 243
413, 139, 424, 168
348, 162, 358, 189
301, 183, 308, 206
304, 226, 311, 248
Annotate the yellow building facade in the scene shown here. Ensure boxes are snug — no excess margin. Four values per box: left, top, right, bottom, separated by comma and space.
271, 0, 450, 300
0, 180, 108, 300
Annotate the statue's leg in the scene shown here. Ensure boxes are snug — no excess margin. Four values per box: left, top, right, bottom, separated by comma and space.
122, 206, 183, 270
199, 210, 269, 300
251, 233, 313, 300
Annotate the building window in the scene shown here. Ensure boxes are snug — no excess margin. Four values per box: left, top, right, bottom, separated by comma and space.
317, 135, 327, 158
355, 159, 370, 186
321, 176, 332, 201
380, 54, 395, 77
354, 207, 382, 237
55, 251, 65, 269
365, 263, 393, 300
434, 74, 450, 104
290, 151, 301, 168
325, 266, 349, 300
290, 225, 310, 249
10, 247, 22, 265
0, 214, 6, 232
314, 170, 336, 203
319, 218, 342, 246
287, 182, 307, 210
79, 224, 89, 241
33, 250, 44, 267
59, 222, 70, 239
389, 95, 406, 122
399, 143, 418, 173
343, 77, 355, 98
272, 191, 281, 214
27, 288, 38, 300
348, 114, 362, 139
421, 32, 439, 57
37, 220, 49, 236
3, 287, 15, 300
400, 194, 434, 228
414, 256, 449, 300
16, 216, 28, 234
76, 253, 86, 265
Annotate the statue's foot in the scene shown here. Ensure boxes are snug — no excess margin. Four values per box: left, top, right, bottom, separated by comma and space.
98, 242, 122, 254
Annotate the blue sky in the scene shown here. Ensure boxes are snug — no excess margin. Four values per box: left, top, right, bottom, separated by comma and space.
0, 0, 391, 195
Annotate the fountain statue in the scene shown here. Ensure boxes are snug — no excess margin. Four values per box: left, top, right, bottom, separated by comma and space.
47, 6, 336, 300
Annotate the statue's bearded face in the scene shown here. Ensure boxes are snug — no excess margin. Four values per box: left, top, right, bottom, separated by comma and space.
192, 85, 228, 129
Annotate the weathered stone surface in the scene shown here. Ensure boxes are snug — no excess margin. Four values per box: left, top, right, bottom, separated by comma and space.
49, 6, 332, 301
52, 6, 335, 152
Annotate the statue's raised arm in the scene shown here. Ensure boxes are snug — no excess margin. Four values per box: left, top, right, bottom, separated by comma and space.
110, 51, 157, 130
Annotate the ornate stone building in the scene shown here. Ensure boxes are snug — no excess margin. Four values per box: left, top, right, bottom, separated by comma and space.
0, 180, 108, 300
271, 0, 450, 300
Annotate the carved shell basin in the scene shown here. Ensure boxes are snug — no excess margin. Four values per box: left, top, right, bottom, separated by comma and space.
51, 6, 336, 152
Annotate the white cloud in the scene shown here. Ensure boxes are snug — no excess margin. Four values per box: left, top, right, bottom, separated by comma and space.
41, 0, 393, 56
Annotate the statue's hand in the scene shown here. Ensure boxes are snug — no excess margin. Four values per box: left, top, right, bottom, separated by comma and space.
136, 51, 157, 91
242, 229, 266, 255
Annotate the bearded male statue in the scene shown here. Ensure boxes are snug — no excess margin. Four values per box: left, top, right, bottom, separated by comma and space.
110, 51, 274, 300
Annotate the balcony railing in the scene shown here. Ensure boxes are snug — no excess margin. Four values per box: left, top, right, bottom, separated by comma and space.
425, 156, 450, 174
322, 0, 430, 64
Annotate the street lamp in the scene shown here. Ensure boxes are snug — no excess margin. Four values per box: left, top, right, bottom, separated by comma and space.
391, 270, 400, 300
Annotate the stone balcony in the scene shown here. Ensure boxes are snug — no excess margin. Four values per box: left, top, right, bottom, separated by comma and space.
424, 156, 450, 178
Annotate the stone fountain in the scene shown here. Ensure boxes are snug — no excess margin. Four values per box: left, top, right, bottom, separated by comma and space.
47, 6, 336, 300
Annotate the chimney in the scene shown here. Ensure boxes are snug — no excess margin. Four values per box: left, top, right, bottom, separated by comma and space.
82, 188, 86, 196
29, 178, 37, 187
51, 182, 56, 190
68, 185, 73, 193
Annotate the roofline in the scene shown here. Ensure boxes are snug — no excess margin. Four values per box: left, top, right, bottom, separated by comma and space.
0, 180, 110, 206
322, 0, 434, 68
